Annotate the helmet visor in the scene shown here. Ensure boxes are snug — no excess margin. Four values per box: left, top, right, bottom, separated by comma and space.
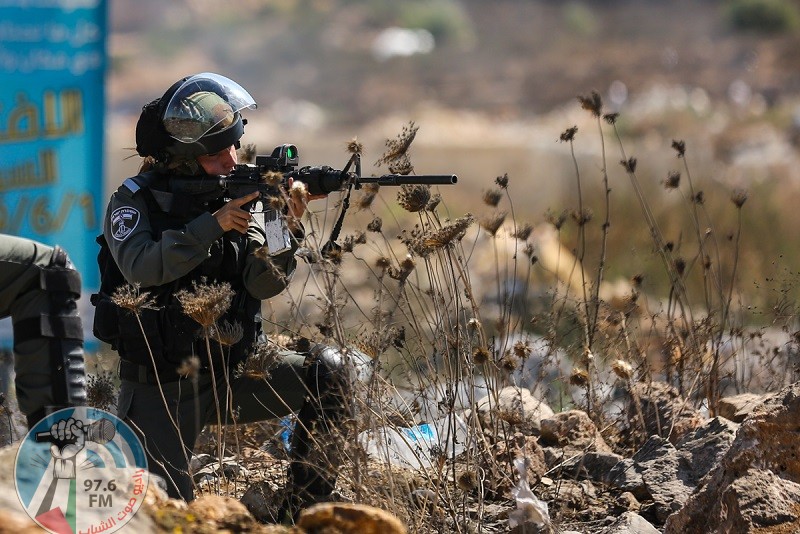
162, 72, 256, 144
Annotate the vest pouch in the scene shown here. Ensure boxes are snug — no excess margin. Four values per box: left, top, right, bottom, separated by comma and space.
117, 307, 165, 367
162, 303, 204, 366
91, 294, 120, 347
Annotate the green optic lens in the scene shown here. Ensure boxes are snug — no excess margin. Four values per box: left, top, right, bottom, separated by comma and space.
286, 147, 295, 159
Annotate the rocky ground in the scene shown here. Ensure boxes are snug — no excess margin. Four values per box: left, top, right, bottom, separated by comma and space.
2, 379, 798, 533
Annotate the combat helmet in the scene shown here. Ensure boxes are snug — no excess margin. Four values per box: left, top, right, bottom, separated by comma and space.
135, 72, 256, 163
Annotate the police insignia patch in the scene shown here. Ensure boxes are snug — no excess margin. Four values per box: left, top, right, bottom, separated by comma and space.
111, 207, 140, 241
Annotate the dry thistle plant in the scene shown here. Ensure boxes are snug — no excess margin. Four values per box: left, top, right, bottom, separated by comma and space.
236, 342, 284, 380
397, 184, 431, 213
111, 283, 157, 313
376, 121, 418, 168
175, 280, 234, 329
86, 371, 117, 411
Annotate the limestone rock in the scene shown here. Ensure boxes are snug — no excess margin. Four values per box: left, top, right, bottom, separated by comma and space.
297, 502, 407, 534
188, 494, 251, 522
553, 450, 624, 483
606, 417, 740, 524
664, 381, 800, 533
539, 410, 612, 453
240, 480, 282, 523
624, 381, 704, 444
627, 436, 693, 523
675, 416, 738, 485
717, 392, 769, 423
480, 432, 547, 498
598, 511, 660, 534
476, 386, 554, 433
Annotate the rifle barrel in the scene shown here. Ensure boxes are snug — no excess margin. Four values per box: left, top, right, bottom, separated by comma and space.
361, 174, 458, 186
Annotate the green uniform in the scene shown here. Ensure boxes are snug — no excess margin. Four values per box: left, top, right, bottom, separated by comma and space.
0, 234, 87, 428
101, 175, 348, 505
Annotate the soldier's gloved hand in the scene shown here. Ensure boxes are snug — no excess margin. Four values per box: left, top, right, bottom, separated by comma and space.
49, 418, 85, 479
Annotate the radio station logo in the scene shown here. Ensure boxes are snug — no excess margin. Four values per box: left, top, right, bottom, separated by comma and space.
15, 407, 149, 534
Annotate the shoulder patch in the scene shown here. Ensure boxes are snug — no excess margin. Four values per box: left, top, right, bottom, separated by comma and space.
110, 206, 141, 241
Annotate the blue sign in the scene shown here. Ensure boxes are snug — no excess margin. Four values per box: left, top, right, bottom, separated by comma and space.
0, 0, 107, 291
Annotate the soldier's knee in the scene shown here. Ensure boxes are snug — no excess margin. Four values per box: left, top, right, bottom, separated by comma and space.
307, 345, 374, 396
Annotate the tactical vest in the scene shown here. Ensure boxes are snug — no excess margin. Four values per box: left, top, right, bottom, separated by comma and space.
92, 172, 262, 380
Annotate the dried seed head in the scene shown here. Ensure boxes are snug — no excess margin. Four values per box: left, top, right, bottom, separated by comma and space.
546, 209, 568, 230
401, 215, 474, 257
571, 207, 593, 226
693, 191, 705, 204
457, 470, 479, 491
238, 143, 257, 163
467, 318, 481, 333
357, 183, 380, 210
611, 359, 633, 380
620, 157, 637, 173
731, 188, 748, 208
176, 280, 234, 328
389, 157, 414, 176
512, 223, 533, 241
289, 180, 308, 205
664, 171, 681, 189
603, 112, 619, 124
495, 173, 509, 189
391, 326, 406, 349
674, 257, 687, 276
569, 368, 590, 387
560, 126, 578, 142
367, 217, 383, 233
263, 171, 284, 187
177, 356, 201, 379
399, 255, 416, 273
269, 195, 286, 211
480, 211, 507, 236
211, 320, 244, 346
513, 340, 531, 359
398, 184, 431, 213
325, 247, 343, 265
473, 346, 490, 365
483, 189, 503, 207
524, 243, 538, 264
240, 342, 284, 380
86, 371, 117, 411
578, 91, 603, 117
375, 256, 391, 270
376, 121, 418, 168
672, 139, 686, 157
111, 284, 157, 315
426, 193, 442, 211
346, 137, 363, 155
500, 353, 519, 371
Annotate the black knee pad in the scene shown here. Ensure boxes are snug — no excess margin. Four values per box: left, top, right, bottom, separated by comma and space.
13, 245, 87, 413
306, 344, 373, 396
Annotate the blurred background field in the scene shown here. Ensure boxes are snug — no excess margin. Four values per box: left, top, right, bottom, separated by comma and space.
107, 0, 800, 316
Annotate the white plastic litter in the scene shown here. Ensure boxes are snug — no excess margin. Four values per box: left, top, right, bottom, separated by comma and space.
359, 414, 471, 470
508, 457, 550, 529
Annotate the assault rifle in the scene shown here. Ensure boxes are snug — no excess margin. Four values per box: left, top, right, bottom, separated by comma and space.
171, 144, 458, 256
171, 143, 457, 203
